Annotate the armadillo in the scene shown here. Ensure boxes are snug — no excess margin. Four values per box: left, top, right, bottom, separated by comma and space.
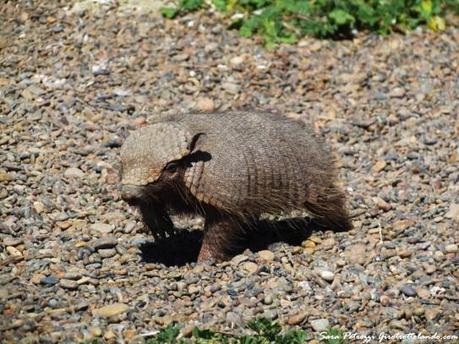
120, 111, 352, 262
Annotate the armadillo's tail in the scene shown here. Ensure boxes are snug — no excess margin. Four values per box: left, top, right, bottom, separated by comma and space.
304, 189, 353, 232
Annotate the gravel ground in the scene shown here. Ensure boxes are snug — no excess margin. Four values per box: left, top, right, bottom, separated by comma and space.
1, 1, 458, 343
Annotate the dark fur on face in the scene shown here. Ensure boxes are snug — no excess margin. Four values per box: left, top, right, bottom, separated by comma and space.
120, 152, 211, 241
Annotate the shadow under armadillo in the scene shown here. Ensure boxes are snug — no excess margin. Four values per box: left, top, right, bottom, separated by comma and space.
139, 217, 324, 267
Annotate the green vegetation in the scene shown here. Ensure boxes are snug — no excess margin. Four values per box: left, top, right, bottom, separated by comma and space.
321, 327, 346, 344
137, 318, 351, 343
144, 318, 308, 343
161, 0, 459, 47
146, 324, 182, 344
80, 319, 350, 343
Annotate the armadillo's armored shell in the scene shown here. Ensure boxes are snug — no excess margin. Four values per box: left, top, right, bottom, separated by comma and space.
179, 112, 335, 219
120, 123, 192, 185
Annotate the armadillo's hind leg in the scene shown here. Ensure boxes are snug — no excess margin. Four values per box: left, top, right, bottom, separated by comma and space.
198, 216, 242, 263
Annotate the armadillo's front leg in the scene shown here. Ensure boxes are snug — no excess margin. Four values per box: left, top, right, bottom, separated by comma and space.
139, 203, 174, 240
198, 216, 241, 263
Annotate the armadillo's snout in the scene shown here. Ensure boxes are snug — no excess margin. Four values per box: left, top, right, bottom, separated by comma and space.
120, 184, 144, 205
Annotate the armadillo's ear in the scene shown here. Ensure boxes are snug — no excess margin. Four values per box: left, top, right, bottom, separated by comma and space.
188, 132, 207, 153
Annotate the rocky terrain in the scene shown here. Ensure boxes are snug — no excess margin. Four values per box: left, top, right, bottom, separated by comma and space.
0, 0, 458, 342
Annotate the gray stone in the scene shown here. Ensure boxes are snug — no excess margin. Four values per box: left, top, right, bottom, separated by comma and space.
93, 303, 129, 317
60, 279, 79, 290
93, 236, 118, 250
90, 223, 114, 234
445, 203, 459, 220
400, 284, 417, 297
63, 167, 84, 179
40, 275, 59, 286
231, 254, 249, 265
310, 318, 330, 332
319, 270, 335, 282
3, 237, 23, 246
99, 248, 117, 258
258, 250, 275, 261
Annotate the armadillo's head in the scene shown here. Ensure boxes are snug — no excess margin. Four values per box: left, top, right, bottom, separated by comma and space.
119, 122, 193, 204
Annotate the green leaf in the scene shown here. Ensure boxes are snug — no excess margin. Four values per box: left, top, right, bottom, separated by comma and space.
180, 0, 203, 11
212, 0, 228, 12
192, 327, 217, 339
279, 34, 298, 44
239, 16, 261, 37
328, 9, 355, 26
247, 318, 282, 341
160, 6, 179, 18
280, 329, 308, 344
322, 327, 346, 344
419, 0, 433, 17
146, 324, 181, 344
279, 0, 310, 14
428, 15, 446, 31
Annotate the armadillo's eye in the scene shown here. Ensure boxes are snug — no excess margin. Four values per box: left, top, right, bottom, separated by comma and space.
165, 162, 178, 173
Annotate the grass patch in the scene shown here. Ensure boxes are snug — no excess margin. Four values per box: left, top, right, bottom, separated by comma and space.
161, 0, 459, 47
141, 319, 350, 343
144, 318, 308, 343
81, 319, 351, 343
320, 327, 346, 344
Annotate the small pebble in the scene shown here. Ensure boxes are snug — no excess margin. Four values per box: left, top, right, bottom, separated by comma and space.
40, 275, 59, 286
374, 196, 391, 211
390, 87, 406, 98
222, 82, 240, 94
415, 287, 430, 299
319, 270, 335, 282
104, 330, 117, 340
231, 254, 249, 265
401, 284, 417, 297
257, 250, 275, 261
90, 326, 102, 337
444, 203, 459, 220
63, 272, 81, 280
398, 249, 412, 258
93, 237, 119, 250
6, 246, 22, 257
344, 244, 367, 265
74, 301, 90, 311
242, 262, 258, 274
373, 160, 387, 173
287, 311, 307, 325
48, 299, 59, 308
188, 285, 200, 294
414, 307, 425, 316
3, 237, 23, 246
445, 244, 457, 253
226, 312, 242, 327
98, 248, 117, 258
90, 223, 114, 234
196, 97, 215, 112
93, 303, 129, 317
63, 167, 84, 179
263, 295, 273, 305
423, 263, 436, 274
60, 279, 78, 290
230, 55, 245, 66
310, 318, 329, 332
424, 308, 441, 321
